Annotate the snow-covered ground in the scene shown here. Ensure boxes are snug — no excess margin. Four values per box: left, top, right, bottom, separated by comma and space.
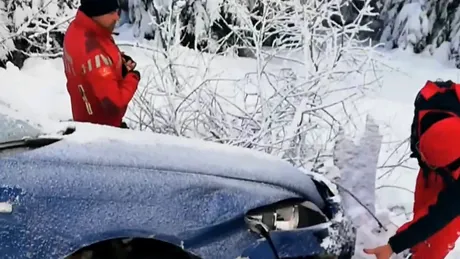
1, 40, 460, 258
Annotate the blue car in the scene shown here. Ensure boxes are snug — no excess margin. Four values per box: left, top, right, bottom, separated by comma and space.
0, 114, 356, 259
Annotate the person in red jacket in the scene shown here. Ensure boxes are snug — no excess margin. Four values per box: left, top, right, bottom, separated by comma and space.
62, 0, 140, 128
364, 81, 460, 259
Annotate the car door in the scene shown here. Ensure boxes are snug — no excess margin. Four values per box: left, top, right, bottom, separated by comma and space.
0, 185, 30, 256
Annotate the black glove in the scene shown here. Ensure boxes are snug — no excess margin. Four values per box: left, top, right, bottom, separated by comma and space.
130, 70, 140, 80
122, 53, 135, 64
121, 63, 128, 78
121, 53, 137, 78
122, 67, 141, 80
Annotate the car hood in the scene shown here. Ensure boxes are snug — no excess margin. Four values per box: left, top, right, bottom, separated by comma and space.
13, 122, 325, 207
0, 122, 330, 259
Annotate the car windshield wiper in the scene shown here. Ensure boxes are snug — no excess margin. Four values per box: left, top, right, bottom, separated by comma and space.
0, 126, 75, 152
0, 137, 62, 151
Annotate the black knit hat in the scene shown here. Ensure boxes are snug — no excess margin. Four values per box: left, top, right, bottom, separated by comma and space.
79, 0, 119, 17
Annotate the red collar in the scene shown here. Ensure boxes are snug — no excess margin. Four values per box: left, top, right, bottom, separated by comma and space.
74, 10, 113, 39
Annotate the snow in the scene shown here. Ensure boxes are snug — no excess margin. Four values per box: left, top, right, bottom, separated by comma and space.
20, 121, 326, 209
0, 202, 12, 214
391, 3, 429, 50
2, 37, 460, 258
0, 1, 14, 60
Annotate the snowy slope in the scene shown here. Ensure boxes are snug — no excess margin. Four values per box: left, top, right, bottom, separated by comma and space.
1, 42, 460, 258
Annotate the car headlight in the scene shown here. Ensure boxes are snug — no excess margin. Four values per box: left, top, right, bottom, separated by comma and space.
245, 199, 328, 234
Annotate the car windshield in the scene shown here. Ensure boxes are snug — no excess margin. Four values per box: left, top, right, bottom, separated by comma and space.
0, 112, 42, 143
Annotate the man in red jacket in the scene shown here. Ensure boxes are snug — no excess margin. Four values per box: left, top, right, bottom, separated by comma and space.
364, 80, 460, 259
62, 0, 140, 128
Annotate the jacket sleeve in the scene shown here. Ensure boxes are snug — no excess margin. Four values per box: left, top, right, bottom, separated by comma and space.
82, 49, 140, 115
388, 117, 460, 253
388, 178, 460, 253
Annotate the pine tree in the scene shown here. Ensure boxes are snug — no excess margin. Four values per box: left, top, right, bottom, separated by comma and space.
0, 0, 78, 68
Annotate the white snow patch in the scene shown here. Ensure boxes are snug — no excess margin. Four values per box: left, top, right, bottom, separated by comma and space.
0, 202, 12, 214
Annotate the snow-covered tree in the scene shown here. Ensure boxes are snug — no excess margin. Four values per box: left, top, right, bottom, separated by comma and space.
127, 0, 384, 170
119, 0, 378, 56
0, 0, 78, 67
0, 0, 386, 67
374, 0, 460, 67
120, 0, 256, 54
0, 1, 14, 61
377, 0, 429, 53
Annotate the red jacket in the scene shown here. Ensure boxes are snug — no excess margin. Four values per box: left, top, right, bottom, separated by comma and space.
389, 91, 460, 254
62, 10, 139, 127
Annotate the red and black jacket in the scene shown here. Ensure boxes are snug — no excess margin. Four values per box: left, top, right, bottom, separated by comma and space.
62, 10, 139, 127
389, 81, 460, 253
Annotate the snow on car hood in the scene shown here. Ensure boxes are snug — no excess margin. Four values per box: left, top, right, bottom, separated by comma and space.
32, 122, 325, 207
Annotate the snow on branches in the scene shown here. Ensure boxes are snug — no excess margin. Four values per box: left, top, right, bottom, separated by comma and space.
126, 0, 383, 171
0, 0, 78, 66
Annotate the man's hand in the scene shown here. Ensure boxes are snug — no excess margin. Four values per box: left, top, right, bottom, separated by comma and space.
123, 58, 136, 71
121, 52, 137, 77
363, 244, 394, 259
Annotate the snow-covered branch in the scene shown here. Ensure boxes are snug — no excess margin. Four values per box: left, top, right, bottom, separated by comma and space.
0, 0, 78, 64
127, 0, 385, 173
